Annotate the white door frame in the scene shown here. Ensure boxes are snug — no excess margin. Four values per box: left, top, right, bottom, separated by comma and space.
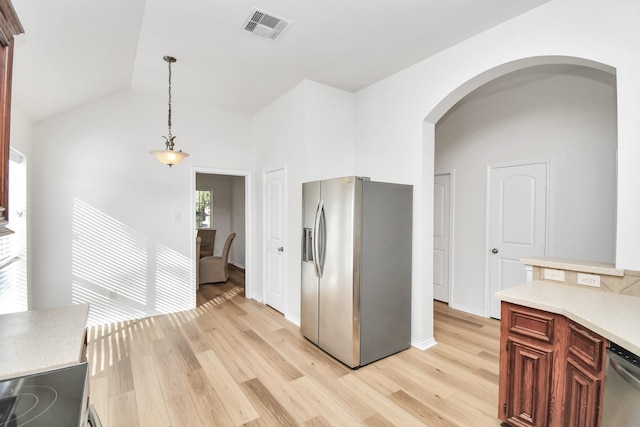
262, 165, 287, 310
484, 159, 549, 318
433, 171, 455, 304
191, 167, 254, 300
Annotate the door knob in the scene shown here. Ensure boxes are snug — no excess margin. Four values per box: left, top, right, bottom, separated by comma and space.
278, 246, 284, 252
491, 248, 499, 254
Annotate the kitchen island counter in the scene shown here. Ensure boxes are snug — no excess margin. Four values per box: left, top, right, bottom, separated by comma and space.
496, 281, 640, 355
0, 304, 89, 380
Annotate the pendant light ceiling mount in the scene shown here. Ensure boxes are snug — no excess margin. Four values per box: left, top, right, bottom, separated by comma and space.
151, 55, 189, 167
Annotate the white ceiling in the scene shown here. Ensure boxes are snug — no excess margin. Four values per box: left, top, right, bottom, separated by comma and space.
11, 0, 550, 124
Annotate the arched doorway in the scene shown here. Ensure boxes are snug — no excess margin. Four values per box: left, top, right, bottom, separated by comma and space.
424, 56, 617, 323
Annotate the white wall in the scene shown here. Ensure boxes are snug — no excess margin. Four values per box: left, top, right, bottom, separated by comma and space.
230, 176, 246, 268
30, 91, 252, 325
435, 66, 617, 314
9, 104, 32, 159
252, 80, 355, 323
195, 173, 245, 267
354, 0, 640, 346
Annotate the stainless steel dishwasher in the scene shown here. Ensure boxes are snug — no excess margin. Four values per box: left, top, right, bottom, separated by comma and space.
601, 342, 640, 426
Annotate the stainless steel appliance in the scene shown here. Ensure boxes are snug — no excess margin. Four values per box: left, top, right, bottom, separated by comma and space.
601, 342, 640, 426
0, 362, 102, 426
301, 176, 412, 368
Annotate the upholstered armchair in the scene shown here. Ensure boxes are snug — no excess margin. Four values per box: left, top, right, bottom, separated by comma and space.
197, 229, 216, 258
199, 232, 236, 285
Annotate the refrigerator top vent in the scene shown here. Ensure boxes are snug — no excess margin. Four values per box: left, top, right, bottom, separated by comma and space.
242, 8, 292, 41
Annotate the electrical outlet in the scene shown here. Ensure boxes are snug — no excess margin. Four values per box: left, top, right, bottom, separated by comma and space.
543, 268, 565, 281
577, 273, 600, 287
109, 289, 117, 299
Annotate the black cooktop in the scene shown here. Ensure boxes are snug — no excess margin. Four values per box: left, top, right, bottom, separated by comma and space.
0, 362, 88, 427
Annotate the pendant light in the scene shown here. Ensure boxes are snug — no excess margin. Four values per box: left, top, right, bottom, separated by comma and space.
151, 55, 189, 167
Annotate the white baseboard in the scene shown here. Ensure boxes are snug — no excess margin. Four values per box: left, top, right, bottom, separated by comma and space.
285, 313, 300, 327
449, 302, 485, 317
411, 337, 437, 351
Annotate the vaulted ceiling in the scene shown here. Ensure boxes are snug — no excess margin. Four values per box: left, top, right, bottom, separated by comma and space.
11, 0, 550, 124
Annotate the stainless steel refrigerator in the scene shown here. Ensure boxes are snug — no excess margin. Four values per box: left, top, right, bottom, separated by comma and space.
301, 176, 412, 368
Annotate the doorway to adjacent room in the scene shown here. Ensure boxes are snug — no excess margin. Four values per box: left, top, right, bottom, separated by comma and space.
193, 168, 250, 305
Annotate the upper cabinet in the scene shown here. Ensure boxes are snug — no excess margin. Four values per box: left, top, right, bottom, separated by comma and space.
0, 0, 23, 234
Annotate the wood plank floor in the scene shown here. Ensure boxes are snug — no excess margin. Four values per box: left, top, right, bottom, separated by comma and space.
87, 270, 502, 426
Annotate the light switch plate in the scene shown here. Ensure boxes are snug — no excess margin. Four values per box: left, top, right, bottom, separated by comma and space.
544, 268, 565, 281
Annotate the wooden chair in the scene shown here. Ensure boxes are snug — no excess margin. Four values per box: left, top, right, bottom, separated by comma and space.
199, 232, 236, 284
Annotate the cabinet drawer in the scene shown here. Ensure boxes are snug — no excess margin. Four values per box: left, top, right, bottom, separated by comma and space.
567, 322, 606, 371
505, 304, 555, 344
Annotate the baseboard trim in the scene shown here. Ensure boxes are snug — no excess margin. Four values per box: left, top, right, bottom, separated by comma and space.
411, 337, 437, 351
285, 313, 300, 327
449, 302, 485, 317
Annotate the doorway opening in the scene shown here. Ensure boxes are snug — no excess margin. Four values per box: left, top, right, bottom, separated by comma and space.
433, 172, 452, 304
193, 168, 251, 305
432, 61, 617, 320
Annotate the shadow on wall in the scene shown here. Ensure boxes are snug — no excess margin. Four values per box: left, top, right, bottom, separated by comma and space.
71, 198, 192, 326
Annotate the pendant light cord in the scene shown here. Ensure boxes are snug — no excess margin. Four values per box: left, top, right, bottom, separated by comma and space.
151, 54, 188, 167
167, 60, 173, 139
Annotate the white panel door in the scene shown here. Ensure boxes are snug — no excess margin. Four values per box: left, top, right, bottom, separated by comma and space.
433, 173, 451, 303
488, 162, 547, 319
264, 167, 286, 313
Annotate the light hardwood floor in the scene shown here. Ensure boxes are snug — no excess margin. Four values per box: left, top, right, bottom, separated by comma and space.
87, 271, 502, 426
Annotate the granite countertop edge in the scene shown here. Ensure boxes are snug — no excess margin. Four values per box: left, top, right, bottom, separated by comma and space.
496, 281, 640, 356
0, 303, 89, 381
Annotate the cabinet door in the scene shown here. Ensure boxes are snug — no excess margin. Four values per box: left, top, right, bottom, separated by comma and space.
505, 339, 553, 427
563, 321, 606, 427
564, 357, 602, 427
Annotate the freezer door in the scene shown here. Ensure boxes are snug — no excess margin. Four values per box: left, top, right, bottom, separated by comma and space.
318, 177, 359, 367
359, 181, 412, 366
301, 181, 320, 344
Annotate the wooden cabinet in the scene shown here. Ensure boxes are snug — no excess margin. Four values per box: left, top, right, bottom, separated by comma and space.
563, 321, 606, 427
0, 3, 23, 228
505, 338, 553, 426
499, 303, 556, 427
499, 302, 607, 427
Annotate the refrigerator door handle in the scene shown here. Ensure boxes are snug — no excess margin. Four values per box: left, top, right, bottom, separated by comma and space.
318, 202, 326, 277
313, 200, 324, 278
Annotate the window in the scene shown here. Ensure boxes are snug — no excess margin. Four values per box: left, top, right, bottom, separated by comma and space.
195, 190, 212, 229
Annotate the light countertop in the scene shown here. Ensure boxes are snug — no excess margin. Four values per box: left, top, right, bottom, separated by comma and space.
496, 281, 640, 356
0, 304, 89, 380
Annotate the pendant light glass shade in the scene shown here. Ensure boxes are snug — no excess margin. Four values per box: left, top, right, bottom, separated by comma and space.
151, 148, 189, 166
151, 55, 189, 167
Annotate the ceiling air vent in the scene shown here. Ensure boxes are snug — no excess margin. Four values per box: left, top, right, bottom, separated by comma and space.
243, 8, 292, 41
